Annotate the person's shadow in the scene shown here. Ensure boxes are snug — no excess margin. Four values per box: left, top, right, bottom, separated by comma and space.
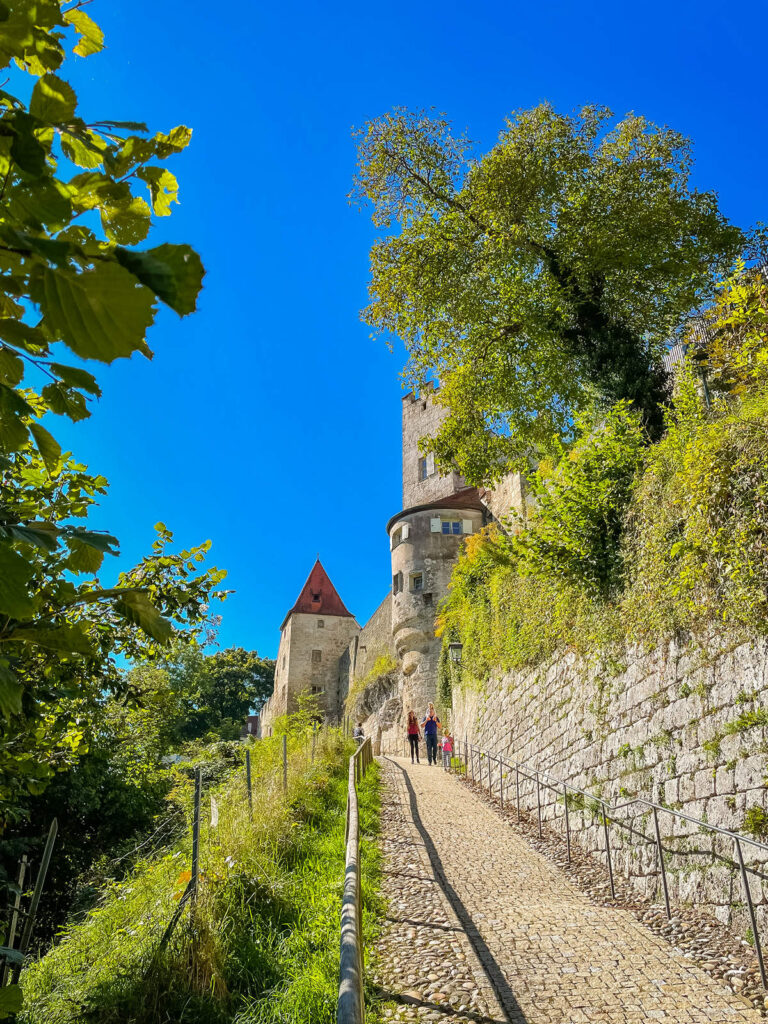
381, 757, 530, 1023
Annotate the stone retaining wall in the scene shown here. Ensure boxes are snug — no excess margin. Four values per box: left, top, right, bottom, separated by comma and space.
450, 638, 768, 939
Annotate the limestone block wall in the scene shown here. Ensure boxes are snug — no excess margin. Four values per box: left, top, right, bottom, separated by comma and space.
450, 639, 768, 938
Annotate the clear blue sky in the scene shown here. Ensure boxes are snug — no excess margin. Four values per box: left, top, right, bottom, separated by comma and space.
51, 0, 767, 659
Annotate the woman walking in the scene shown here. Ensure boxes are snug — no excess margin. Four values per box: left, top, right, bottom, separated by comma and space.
406, 710, 421, 763
421, 703, 441, 765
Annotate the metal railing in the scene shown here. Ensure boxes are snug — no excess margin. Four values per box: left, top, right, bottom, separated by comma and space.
337, 735, 373, 1024
454, 738, 768, 990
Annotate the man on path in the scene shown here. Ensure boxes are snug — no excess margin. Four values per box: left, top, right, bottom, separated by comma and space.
352, 722, 365, 743
421, 703, 441, 765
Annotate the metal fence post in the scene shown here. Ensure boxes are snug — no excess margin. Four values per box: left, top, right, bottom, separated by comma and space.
499, 759, 504, 810
245, 749, 253, 821
536, 772, 542, 838
515, 765, 520, 822
735, 837, 767, 990
487, 752, 492, 796
602, 807, 615, 899
10, 821, 57, 984
652, 806, 670, 919
282, 733, 288, 793
464, 737, 468, 775
563, 784, 571, 864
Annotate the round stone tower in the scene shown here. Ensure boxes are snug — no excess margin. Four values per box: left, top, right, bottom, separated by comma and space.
388, 386, 488, 723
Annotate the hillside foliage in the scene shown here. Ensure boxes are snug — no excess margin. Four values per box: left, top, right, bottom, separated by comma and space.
438, 268, 768, 688
19, 721, 381, 1024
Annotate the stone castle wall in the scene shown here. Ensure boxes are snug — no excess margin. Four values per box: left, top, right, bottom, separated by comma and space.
402, 384, 465, 509
449, 638, 768, 936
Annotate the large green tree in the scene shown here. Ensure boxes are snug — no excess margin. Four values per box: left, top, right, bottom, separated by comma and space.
0, 0, 205, 645
166, 645, 275, 742
352, 105, 751, 481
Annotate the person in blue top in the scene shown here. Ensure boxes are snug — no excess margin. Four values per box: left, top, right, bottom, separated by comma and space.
421, 703, 441, 766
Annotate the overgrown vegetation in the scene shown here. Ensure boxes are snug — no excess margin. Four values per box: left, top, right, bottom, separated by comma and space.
19, 720, 382, 1024
437, 267, 768, 689
0, 644, 274, 946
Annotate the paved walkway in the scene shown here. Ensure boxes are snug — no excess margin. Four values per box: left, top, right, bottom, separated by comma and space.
372, 756, 762, 1024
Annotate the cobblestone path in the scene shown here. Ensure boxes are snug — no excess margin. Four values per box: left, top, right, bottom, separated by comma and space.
372, 756, 762, 1024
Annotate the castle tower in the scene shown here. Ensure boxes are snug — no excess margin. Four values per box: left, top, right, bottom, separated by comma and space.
261, 560, 360, 730
388, 387, 488, 725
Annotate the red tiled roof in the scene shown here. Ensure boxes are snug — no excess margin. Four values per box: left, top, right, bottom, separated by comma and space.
281, 559, 354, 629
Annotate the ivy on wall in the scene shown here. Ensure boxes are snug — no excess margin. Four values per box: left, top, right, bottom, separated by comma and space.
437, 269, 768, 688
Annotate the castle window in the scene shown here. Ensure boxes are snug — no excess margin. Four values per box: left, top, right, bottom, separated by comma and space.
441, 520, 462, 535
423, 592, 433, 605
391, 523, 410, 549
312, 649, 322, 664
311, 591, 321, 602
311, 684, 323, 694
317, 619, 324, 628
418, 453, 435, 480
410, 572, 423, 593
392, 572, 403, 595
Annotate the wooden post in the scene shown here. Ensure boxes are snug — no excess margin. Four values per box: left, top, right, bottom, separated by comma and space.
190, 768, 202, 906
245, 749, 253, 820
11, 820, 57, 983
1, 855, 27, 986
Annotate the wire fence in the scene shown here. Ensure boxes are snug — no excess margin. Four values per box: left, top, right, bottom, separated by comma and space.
2, 723, 335, 1010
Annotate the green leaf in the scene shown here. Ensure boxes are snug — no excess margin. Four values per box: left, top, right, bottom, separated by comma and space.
41, 382, 89, 421
137, 166, 178, 216
114, 591, 174, 644
30, 73, 77, 122
0, 982, 23, 1018
60, 130, 106, 169
65, 529, 119, 555
114, 243, 204, 316
100, 195, 152, 245
7, 624, 93, 655
0, 382, 32, 452
40, 262, 156, 362
0, 947, 23, 965
0, 319, 47, 353
64, 8, 104, 57
65, 536, 105, 572
3, 523, 59, 553
9, 112, 46, 177
0, 542, 34, 617
50, 362, 102, 396
8, 177, 72, 231
0, 346, 24, 386
29, 421, 61, 474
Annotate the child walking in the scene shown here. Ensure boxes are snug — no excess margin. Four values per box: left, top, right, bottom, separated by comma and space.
441, 731, 453, 770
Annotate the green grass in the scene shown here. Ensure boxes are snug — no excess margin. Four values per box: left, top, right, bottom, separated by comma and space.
20, 733, 383, 1024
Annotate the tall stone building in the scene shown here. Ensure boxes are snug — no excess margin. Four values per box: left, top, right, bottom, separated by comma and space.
259, 385, 522, 748
260, 560, 359, 726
